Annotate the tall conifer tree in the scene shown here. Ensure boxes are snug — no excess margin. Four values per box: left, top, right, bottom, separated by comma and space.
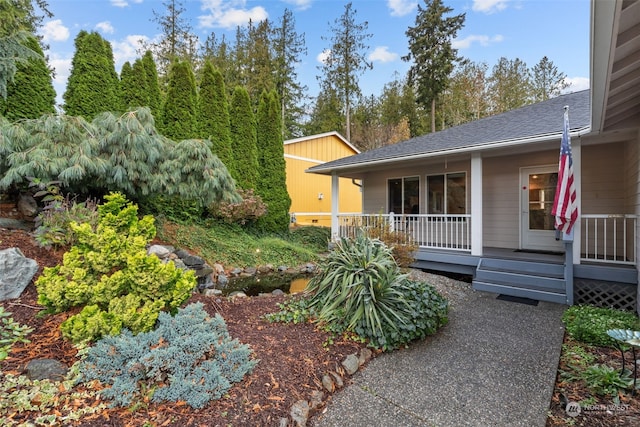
229, 86, 258, 190
256, 90, 290, 233
63, 31, 120, 118
160, 59, 197, 140
198, 61, 233, 169
0, 36, 55, 120
142, 50, 162, 119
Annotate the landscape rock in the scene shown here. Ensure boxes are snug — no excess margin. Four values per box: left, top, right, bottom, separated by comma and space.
147, 244, 173, 259
341, 353, 359, 375
290, 400, 310, 427
17, 194, 37, 218
244, 267, 257, 275
193, 264, 214, 278
230, 268, 243, 276
217, 273, 229, 287
358, 348, 373, 366
213, 263, 225, 274
0, 247, 38, 301
204, 289, 222, 297
272, 289, 285, 296
174, 249, 204, 267
25, 358, 68, 381
322, 374, 335, 392
329, 371, 344, 388
309, 390, 324, 410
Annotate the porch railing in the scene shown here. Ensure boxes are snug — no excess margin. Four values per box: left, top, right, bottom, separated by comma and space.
581, 214, 637, 265
338, 213, 471, 251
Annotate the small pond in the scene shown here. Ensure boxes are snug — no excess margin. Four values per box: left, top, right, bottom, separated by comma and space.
222, 274, 312, 296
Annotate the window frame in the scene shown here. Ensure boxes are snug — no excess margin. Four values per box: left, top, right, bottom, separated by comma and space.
426, 171, 467, 215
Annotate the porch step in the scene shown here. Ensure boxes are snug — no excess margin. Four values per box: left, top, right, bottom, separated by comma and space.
472, 258, 567, 305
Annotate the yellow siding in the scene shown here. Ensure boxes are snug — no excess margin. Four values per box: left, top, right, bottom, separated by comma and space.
284, 134, 361, 226
284, 134, 357, 163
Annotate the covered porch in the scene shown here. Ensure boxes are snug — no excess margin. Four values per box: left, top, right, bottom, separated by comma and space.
335, 212, 638, 309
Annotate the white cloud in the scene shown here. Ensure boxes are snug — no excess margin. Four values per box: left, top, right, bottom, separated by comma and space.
281, 0, 313, 10
472, 0, 509, 14
199, 0, 268, 29
110, 0, 143, 7
369, 46, 399, 63
316, 49, 331, 65
96, 21, 115, 34
565, 77, 590, 93
388, 0, 417, 17
110, 35, 149, 69
453, 34, 503, 49
49, 54, 72, 85
41, 19, 70, 42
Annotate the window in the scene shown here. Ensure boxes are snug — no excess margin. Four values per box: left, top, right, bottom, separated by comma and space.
427, 172, 466, 214
388, 176, 420, 214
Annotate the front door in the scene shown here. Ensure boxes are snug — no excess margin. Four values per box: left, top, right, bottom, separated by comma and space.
520, 166, 564, 252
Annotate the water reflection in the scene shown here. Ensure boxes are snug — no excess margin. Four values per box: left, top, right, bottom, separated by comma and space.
288, 277, 310, 294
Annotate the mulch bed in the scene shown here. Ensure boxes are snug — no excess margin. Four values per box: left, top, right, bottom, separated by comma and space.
0, 227, 370, 426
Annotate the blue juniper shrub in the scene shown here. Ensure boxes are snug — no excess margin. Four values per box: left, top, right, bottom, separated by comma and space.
79, 302, 258, 409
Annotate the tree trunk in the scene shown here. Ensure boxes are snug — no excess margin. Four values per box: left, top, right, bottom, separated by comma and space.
431, 98, 436, 133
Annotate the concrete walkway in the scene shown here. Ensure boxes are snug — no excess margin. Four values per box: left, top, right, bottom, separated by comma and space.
312, 288, 566, 427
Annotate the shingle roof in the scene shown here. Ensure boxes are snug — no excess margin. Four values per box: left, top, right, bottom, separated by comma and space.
308, 89, 591, 173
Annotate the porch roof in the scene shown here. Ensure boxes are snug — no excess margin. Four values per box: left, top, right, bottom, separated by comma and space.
307, 90, 591, 176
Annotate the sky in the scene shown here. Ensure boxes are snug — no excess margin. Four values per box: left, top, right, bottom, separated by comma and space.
39, 0, 591, 108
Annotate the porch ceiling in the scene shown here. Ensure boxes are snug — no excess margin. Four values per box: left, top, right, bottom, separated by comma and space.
594, 0, 640, 133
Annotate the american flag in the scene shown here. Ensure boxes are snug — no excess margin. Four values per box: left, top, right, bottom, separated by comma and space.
552, 107, 578, 235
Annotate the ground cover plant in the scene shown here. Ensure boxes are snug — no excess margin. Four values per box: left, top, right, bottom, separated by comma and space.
547, 306, 640, 426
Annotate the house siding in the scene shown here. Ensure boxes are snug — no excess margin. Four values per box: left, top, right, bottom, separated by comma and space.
581, 142, 626, 214
286, 134, 361, 226
361, 160, 470, 215
482, 150, 558, 249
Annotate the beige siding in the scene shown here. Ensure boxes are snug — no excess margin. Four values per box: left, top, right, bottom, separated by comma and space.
362, 161, 470, 215
581, 142, 626, 214
482, 151, 558, 248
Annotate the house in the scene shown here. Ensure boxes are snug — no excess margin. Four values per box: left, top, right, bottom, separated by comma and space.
306, 0, 640, 313
284, 131, 362, 227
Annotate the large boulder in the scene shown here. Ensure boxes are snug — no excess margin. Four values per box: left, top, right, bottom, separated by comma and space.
0, 248, 39, 301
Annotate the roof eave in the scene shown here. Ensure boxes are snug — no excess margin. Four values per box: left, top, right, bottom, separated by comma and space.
306, 127, 592, 176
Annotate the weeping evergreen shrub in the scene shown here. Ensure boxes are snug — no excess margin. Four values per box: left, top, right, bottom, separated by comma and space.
306, 234, 448, 350
80, 302, 258, 409
0, 107, 240, 208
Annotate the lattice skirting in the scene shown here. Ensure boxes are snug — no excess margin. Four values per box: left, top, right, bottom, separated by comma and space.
574, 279, 637, 312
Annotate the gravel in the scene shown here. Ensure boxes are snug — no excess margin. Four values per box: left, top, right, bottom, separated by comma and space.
406, 268, 474, 307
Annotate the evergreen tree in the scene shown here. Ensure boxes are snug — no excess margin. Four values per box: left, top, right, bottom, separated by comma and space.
305, 80, 344, 136
147, 0, 198, 75
198, 61, 233, 169
318, 2, 372, 141
531, 56, 569, 102
141, 50, 162, 119
229, 86, 258, 190
255, 90, 290, 233
119, 61, 135, 110
63, 31, 120, 118
273, 8, 308, 139
0, 0, 46, 100
246, 19, 274, 105
440, 60, 489, 127
403, 0, 465, 132
160, 59, 197, 140
129, 58, 150, 109
0, 35, 55, 119
488, 57, 531, 114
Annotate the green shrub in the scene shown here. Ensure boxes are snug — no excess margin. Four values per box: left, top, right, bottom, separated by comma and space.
0, 307, 33, 361
36, 192, 196, 343
209, 188, 266, 225
562, 305, 640, 347
79, 302, 258, 409
306, 235, 447, 350
34, 194, 99, 248
363, 220, 418, 268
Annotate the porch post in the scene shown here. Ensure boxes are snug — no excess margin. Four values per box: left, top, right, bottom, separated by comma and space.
331, 172, 339, 242
471, 153, 483, 256
572, 140, 582, 265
